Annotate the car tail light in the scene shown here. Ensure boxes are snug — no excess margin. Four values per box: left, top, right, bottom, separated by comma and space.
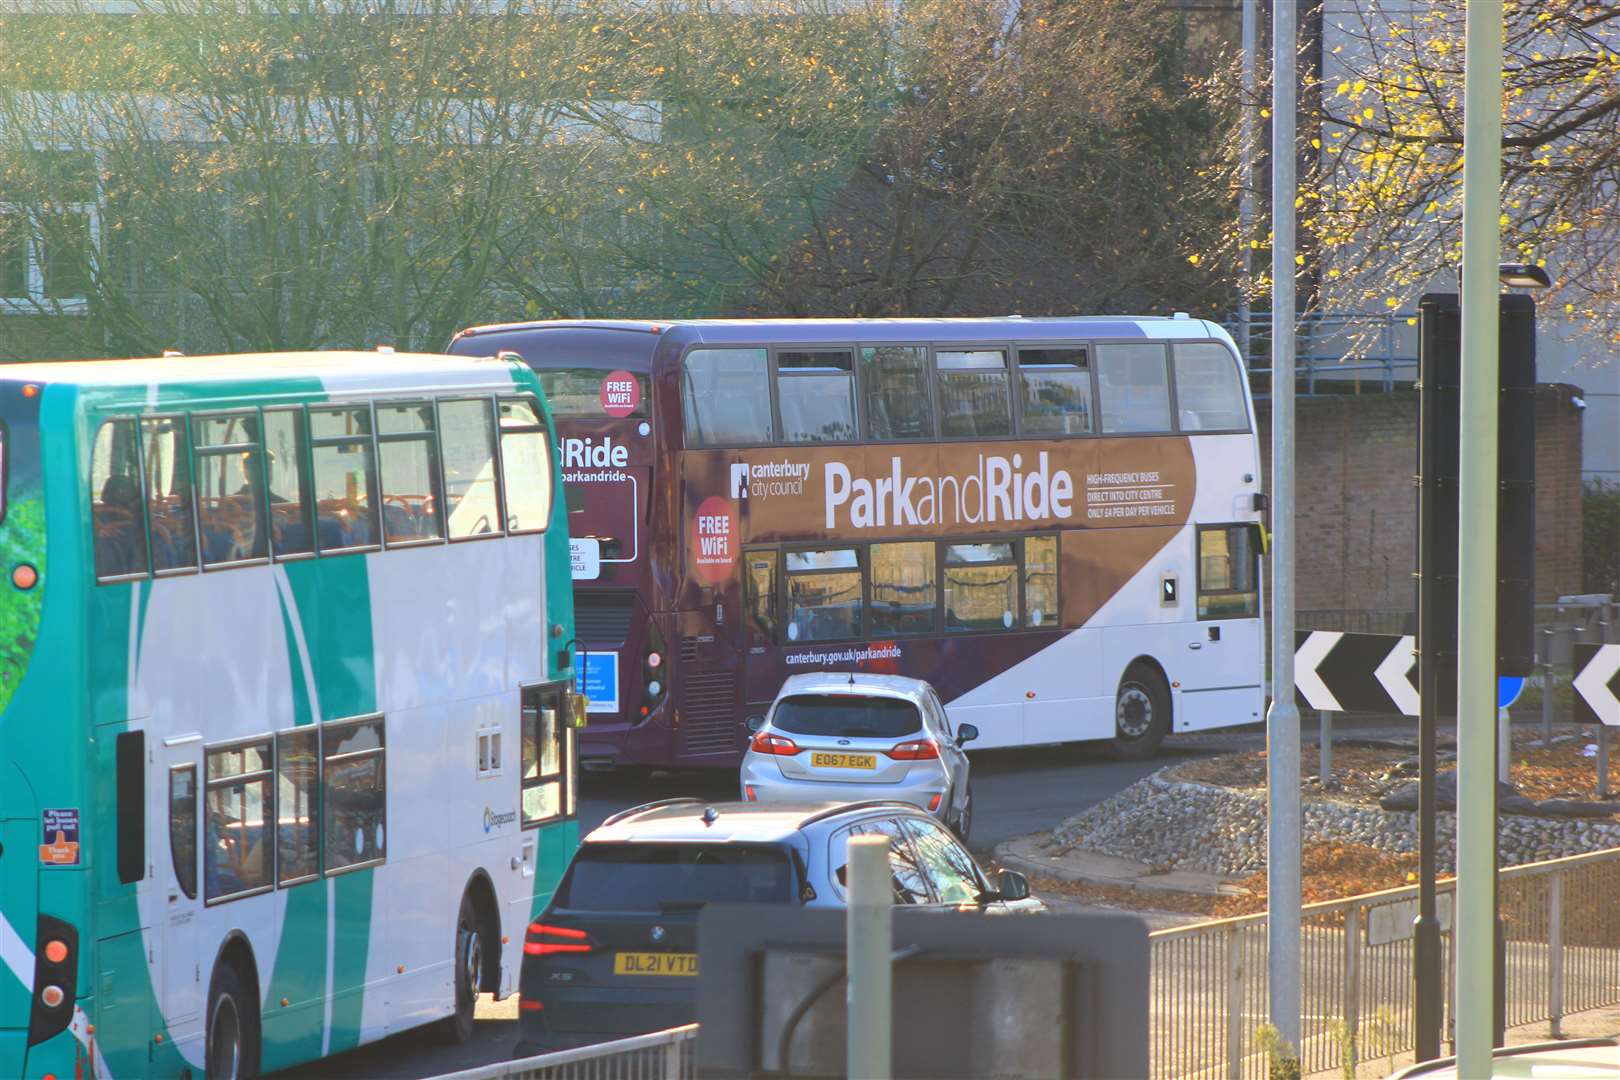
749, 732, 801, 756
886, 739, 940, 761
524, 922, 593, 956
744, 784, 757, 801
927, 792, 943, 812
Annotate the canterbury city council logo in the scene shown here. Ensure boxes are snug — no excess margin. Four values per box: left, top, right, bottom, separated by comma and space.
730, 463, 750, 499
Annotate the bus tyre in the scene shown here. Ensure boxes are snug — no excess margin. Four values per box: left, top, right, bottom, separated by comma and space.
445, 891, 484, 1045
1110, 663, 1170, 760
207, 963, 259, 1080
952, 780, 974, 843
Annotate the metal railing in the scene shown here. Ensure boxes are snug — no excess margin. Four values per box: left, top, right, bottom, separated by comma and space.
1148, 847, 1620, 1079
432, 1025, 697, 1080
1227, 310, 1419, 396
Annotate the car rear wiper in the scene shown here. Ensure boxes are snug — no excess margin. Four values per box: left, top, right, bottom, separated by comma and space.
840, 728, 883, 738
657, 899, 706, 913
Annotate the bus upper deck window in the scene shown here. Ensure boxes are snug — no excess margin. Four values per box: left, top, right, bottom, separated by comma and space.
777, 350, 855, 443
1173, 343, 1249, 432
263, 408, 314, 557
936, 350, 1011, 439
193, 413, 269, 567
498, 397, 552, 534
1017, 348, 1093, 436
310, 406, 379, 552
377, 402, 445, 544
1096, 343, 1172, 434
142, 416, 199, 572
681, 348, 773, 447
91, 418, 150, 579
861, 346, 934, 441
440, 398, 501, 539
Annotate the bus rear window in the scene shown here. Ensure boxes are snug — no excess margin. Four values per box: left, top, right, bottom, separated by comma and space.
771, 694, 923, 740
535, 369, 649, 419
557, 844, 793, 911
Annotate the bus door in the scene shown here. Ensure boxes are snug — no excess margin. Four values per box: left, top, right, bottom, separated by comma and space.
157, 736, 203, 1027
740, 549, 783, 718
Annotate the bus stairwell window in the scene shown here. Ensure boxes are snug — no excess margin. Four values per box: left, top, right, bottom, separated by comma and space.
168, 764, 197, 899
936, 351, 1011, 438
1022, 536, 1058, 628
1096, 344, 1172, 434
323, 719, 386, 870
498, 398, 552, 534
785, 548, 862, 643
277, 727, 320, 884
142, 416, 198, 571
205, 741, 273, 900
1173, 343, 1249, 432
91, 418, 150, 578
868, 541, 937, 636
681, 348, 772, 447
777, 350, 855, 443
440, 398, 501, 539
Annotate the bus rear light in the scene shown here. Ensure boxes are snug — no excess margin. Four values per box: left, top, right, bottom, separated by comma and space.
646, 651, 662, 669
647, 680, 662, 697
43, 940, 67, 964
749, 732, 800, 756
39, 986, 63, 1009
886, 740, 940, 761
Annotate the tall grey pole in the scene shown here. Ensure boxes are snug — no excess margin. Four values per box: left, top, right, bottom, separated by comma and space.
1266, 0, 1301, 1056
1454, 2, 1505, 1073
1237, 0, 1258, 364
847, 834, 892, 1080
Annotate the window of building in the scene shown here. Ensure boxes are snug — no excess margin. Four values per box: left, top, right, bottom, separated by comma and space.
194, 412, 268, 567
1096, 343, 1173, 434
205, 740, 273, 902
784, 548, 863, 643
942, 542, 1017, 632
777, 350, 856, 443
1197, 524, 1261, 619
323, 717, 386, 872
310, 406, 379, 551
276, 727, 320, 886
91, 418, 149, 579
439, 397, 502, 540
868, 541, 936, 637
681, 348, 773, 446
745, 548, 779, 644
936, 350, 1011, 438
498, 397, 552, 534
1173, 342, 1249, 432
1017, 348, 1093, 436
263, 408, 314, 558
169, 764, 198, 900
0, 150, 97, 311
377, 402, 444, 543
1023, 535, 1058, 628
521, 685, 570, 826
142, 415, 198, 573
861, 346, 934, 441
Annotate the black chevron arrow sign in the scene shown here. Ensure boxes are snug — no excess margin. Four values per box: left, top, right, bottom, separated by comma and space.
1573, 643, 1620, 727
1294, 631, 1419, 716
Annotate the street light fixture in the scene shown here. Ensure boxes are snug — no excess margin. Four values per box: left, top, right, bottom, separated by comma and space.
1498, 263, 1552, 290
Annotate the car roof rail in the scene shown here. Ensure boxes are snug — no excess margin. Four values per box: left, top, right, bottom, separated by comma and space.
598, 797, 707, 829
797, 800, 922, 830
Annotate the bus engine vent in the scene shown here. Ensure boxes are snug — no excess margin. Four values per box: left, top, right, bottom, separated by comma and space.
574, 591, 636, 645
681, 671, 738, 755
680, 636, 701, 664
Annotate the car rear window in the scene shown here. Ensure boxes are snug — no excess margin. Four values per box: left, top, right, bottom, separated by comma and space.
556, 843, 794, 912
771, 694, 922, 739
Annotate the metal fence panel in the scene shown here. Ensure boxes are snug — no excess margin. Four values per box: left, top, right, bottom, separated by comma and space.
430, 1025, 698, 1080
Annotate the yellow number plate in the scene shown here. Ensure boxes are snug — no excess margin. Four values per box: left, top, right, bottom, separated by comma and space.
810, 752, 876, 770
613, 952, 699, 977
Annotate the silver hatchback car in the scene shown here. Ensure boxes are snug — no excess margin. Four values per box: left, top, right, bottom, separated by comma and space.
740, 673, 978, 839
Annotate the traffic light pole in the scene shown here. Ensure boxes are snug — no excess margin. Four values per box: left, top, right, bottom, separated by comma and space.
1455, 5, 1504, 1074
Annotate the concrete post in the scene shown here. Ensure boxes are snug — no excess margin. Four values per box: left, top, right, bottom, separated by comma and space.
1454, 3, 1506, 1072
1320, 710, 1333, 782
846, 834, 892, 1080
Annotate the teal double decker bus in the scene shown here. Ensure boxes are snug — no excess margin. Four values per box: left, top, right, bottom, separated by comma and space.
0, 350, 580, 1078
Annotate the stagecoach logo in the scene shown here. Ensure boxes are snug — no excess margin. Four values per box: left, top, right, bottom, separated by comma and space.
483, 807, 518, 833
825, 452, 1075, 530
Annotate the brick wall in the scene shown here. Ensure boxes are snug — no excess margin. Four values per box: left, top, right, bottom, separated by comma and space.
1254, 384, 1585, 622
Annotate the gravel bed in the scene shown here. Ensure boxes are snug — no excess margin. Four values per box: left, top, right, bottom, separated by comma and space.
1053, 769, 1620, 877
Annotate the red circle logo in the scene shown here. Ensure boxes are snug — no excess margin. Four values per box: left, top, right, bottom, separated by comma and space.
599, 370, 640, 418
692, 495, 738, 584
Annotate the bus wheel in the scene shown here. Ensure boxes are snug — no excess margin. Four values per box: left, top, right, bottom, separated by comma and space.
445, 891, 483, 1045
207, 963, 259, 1080
1110, 663, 1169, 760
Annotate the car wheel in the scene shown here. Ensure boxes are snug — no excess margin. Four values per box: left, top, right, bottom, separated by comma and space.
207, 962, 259, 1080
444, 890, 483, 1045
952, 780, 974, 843
1109, 662, 1170, 760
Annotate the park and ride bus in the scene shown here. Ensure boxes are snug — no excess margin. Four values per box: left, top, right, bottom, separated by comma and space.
0, 349, 580, 1078
449, 316, 1265, 772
